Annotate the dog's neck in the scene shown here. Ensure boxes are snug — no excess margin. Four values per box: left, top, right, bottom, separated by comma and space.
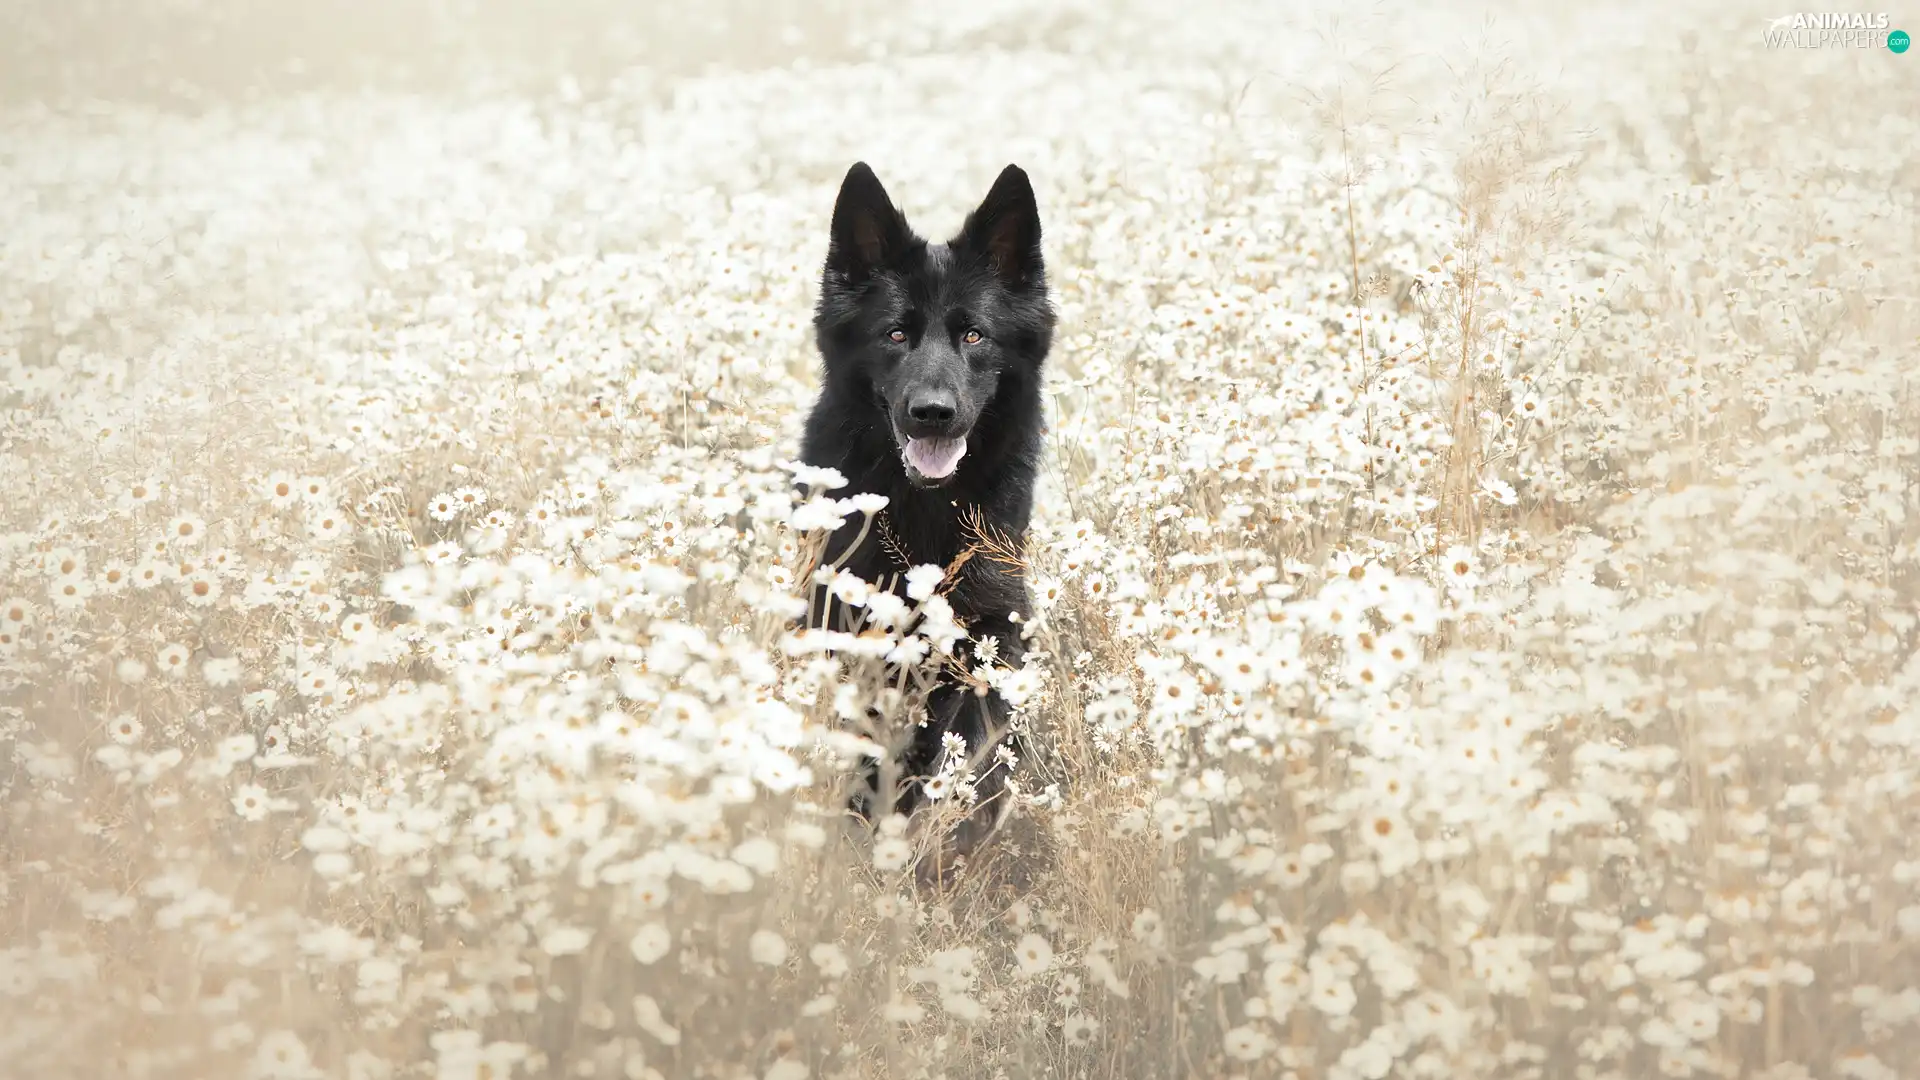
799, 378, 1039, 574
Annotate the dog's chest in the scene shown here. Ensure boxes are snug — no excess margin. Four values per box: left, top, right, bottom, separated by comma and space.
819, 500, 1013, 619
875, 501, 960, 570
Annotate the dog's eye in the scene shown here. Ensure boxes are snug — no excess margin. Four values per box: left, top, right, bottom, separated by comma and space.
962, 329, 983, 345
887, 327, 907, 343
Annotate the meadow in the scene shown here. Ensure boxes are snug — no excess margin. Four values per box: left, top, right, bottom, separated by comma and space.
3, 1, 1918, 1077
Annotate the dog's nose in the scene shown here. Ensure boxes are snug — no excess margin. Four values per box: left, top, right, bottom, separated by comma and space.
907, 390, 957, 427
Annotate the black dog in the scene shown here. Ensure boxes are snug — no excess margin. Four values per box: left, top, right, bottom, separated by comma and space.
795, 161, 1055, 885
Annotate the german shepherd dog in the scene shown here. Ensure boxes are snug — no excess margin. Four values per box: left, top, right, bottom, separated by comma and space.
796, 161, 1054, 886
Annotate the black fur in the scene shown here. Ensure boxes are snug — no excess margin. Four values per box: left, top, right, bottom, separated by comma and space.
796, 161, 1055, 884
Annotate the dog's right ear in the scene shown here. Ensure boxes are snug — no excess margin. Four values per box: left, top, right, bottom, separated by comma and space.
826, 162, 911, 282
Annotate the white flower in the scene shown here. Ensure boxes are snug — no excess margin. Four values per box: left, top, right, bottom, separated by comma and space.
1339, 1035, 1397, 1079
1897, 905, 1920, 939
295, 477, 332, 505
97, 561, 131, 593
1440, 544, 1481, 588
732, 837, 780, 876
1469, 935, 1541, 997
828, 569, 872, 607
631, 995, 680, 1046
249, 1030, 322, 1079
121, 477, 160, 508
306, 508, 348, 544
872, 837, 913, 873
882, 995, 925, 1024
1012, 933, 1054, 977
749, 929, 788, 967
1132, 909, 1165, 949
1309, 956, 1358, 1017
784, 463, 846, 491
788, 497, 850, 533
541, 926, 593, 956
131, 558, 167, 589
263, 472, 300, 508
629, 923, 672, 965
216, 734, 258, 767
312, 853, 353, 879
1669, 996, 1721, 1042
1085, 943, 1130, 1000
156, 642, 191, 676
1194, 948, 1249, 984
1062, 1012, 1098, 1046
1545, 868, 1589, 905
904, 563, 946, 601
300, 826, 352, 853
784, 822, 827, 850
204, 656, 244, 687
167, 515, 207, 545
354, 958, 403, 1006
231, 784, 274, 822
1223, 1024, 1273, 1062
810, 943, 849, 979
183, 571, 223, 607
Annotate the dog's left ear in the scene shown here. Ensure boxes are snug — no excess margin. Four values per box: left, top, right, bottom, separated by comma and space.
955, 164, 1043, 287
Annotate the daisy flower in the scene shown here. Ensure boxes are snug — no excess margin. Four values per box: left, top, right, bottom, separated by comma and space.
262, 472, 300, 509
1013, 932, 1054, 977
167, 515, 207, 544
121, 478, 161, 511
155, 643, 191, 677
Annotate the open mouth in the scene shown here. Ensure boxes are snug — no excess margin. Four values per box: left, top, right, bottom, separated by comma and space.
898, 433, 968, 484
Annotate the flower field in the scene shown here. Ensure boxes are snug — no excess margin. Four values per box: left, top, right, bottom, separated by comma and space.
3, 2, 1918, 1077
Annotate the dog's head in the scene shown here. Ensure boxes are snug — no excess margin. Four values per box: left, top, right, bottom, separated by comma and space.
813, 162, 1054, 489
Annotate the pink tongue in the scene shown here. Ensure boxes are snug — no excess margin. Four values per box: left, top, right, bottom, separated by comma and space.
903, 436, 967, 479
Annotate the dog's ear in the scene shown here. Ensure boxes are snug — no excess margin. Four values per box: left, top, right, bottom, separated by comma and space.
955, 164, 1043, 287
826, 162, 912, 282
